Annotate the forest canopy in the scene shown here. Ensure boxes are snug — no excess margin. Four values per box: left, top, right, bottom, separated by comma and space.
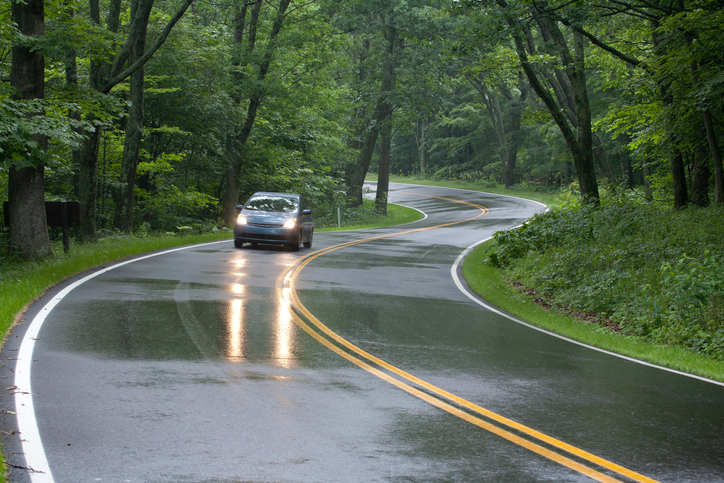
1, 0, 723, 259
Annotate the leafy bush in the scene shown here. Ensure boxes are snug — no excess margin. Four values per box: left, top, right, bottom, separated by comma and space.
487, 196, 724, 358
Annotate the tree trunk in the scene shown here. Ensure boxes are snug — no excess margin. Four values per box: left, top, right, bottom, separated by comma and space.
376, 123, 392, 215
77, 126, 101, 241
568, 30, 599, 203
222, 150, 242, 222
690, 127, 710, 207
221, 90, 263, 225
504, 79, 528, 189
651, 22, 688, 209
509, 12, 599, 205
8, 166, 51, 259
9, 0, 52, 259
346, 39, 371, 193
348, 21, 399, 208
414, 120, 428, 175
374, 24, 399, 213
671, 149, 688, 209
348, 129, 379, 207
64, 4, 82, 200
114, 0, 153, 232
75, 0, 193, 240
702, 108, 724, 204
684, 26, 723, 204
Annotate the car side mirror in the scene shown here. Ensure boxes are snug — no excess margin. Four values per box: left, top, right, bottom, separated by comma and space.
236, 204, 243, 211
302, 209, 312, 215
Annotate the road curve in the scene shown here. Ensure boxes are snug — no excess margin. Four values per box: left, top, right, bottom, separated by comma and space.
1, 183, 723, 482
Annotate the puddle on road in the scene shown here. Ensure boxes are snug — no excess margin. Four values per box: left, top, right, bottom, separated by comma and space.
43, 281, 311, 368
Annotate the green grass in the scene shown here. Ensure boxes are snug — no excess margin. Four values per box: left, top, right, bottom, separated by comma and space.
463, 240, 724, 382
317, 202, 423, 231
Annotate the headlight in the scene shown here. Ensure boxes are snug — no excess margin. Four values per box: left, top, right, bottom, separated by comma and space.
283, 218, 296, 229
237, 215, 247, 225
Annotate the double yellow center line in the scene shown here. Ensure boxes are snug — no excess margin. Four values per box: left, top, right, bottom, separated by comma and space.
275, 193, 658, 483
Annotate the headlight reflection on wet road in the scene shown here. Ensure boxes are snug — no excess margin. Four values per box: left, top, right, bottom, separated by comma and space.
274, 300, 296, 368
225, 269, 297, 367
226, 283, 246, 360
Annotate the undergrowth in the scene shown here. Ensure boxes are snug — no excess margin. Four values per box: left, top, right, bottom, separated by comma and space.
487, 194, 724, 359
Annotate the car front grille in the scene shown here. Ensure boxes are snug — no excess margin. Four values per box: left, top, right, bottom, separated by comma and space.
248, 222, 284, 228
241, 232, 288, 241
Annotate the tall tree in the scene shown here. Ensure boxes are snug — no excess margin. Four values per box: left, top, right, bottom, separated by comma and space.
345, 0, 438, 208
374, 22, 400, 214
7, 0, 52, 259
467, 65, 530, 189
546, 0, 723, 206
113, 0, 154, 232
75, 0, 194, 241
504, 4, 600, 204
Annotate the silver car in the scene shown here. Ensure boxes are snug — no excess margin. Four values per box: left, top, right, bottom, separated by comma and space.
234, 192, 314, 251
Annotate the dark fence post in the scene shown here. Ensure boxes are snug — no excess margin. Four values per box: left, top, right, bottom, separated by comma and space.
61, 202, 70, 252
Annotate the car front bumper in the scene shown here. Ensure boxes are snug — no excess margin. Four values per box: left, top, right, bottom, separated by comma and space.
234, 224, 298, 245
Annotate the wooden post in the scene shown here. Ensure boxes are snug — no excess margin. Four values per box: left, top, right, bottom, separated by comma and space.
61, 201, 70, 252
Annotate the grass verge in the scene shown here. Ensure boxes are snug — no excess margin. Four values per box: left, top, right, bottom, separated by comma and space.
317, 202, 422, 231
463, 240, 724, 382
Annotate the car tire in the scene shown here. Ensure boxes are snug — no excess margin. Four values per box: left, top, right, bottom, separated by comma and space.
234, 239, 244, 248
303, 232, 313, 248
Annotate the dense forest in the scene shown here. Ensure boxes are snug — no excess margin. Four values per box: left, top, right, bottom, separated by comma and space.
1, 0, 722, 258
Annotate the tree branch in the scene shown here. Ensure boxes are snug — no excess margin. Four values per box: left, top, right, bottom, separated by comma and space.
103, 0, 195, 93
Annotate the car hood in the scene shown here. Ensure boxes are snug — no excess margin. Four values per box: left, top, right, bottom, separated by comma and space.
242, 210, 296, 225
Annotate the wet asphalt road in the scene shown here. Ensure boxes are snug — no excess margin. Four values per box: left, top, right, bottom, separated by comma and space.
1, 183, 723, 483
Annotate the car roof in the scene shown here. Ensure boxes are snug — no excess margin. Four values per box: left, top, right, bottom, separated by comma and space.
250, 192, 300, 199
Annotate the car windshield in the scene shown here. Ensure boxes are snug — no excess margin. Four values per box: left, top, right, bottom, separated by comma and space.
245, 195, 298, 213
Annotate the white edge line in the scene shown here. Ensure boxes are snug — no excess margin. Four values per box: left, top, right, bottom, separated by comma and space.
391, 204, 428, 224
14, 239, 231, 483
451, 237, 724, 388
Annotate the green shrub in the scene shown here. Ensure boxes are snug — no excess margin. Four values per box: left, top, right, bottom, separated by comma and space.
487, 196, 724, 358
